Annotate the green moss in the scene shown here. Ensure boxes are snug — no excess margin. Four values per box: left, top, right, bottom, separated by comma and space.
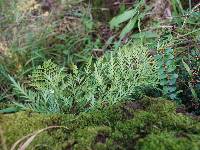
74, 111, 110, 128
70, 126, 111, 150
1, 97, 200, 150
104, 97, 200, 149
141, 97, 177, 113
73, 100, 138, 129
0, 111, 73, 150
105, 101, 136, 123
136, 132, 200, 150
141, 97, 198, 131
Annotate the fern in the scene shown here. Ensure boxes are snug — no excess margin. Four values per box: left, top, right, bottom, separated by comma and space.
155, 48, 179, 100
29, 59, 65, 90
9, 75, 35, 102
9, 60, 67, 113
10, 43, 159, 113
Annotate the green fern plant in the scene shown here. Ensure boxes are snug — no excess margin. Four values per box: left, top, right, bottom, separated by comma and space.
10, 43, 159, 113
155, 48, 180, 100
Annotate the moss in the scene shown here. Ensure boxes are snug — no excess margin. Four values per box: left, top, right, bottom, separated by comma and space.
0, 111, 73, 150
141, 97, 199, 131
68, 126, 111, 150
104, 97, 200, 149
105, 101, 138, 123
108, 113, 200, 149
1, 97, 200, 150
141, 97, 177, 113
73, 100, 140, 129
136, 132, 200, 150
74, 111, 110, 128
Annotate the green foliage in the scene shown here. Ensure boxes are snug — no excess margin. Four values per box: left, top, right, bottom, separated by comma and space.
109, 0, 186, 48
159, 3, 200, 105
9, 43, 158, 113
155, 48, 179, 100
110, 0, 144, 30
0, 106, 21, 114
171, 0, 184, 16
0, 0, 97, 71
108, 0, 199, 106
109, 0, 149, 48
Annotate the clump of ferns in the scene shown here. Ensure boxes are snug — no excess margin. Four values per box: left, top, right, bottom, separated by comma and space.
10, 43, 159, 113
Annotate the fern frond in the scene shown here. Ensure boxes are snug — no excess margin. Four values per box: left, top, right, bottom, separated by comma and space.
9, 75, 35, 102
29, 60, 64, 90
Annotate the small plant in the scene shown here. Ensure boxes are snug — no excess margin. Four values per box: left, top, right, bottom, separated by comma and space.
9, 43, 159, 113
155, 48, 179, 100
182, 59, 199, 101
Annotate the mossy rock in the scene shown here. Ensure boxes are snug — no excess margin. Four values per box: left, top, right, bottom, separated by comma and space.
1, 97, 200, 150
